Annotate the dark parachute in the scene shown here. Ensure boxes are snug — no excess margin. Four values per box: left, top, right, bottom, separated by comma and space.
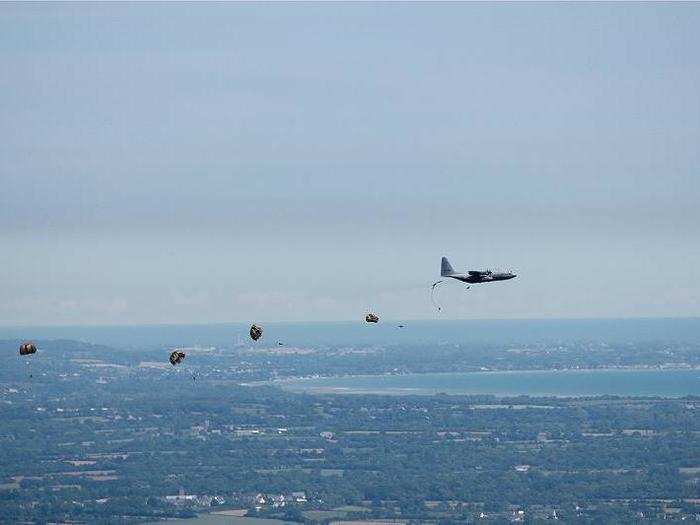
365, 313, 379, 323
250, 324, 263, 341
19, 342, 37, 356
169, 351, 186, 366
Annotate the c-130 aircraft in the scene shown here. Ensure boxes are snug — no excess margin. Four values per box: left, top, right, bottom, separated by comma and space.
440, 257, 516, 286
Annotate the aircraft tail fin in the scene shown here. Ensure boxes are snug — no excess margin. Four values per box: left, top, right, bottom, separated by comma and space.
441, 257, 456, 277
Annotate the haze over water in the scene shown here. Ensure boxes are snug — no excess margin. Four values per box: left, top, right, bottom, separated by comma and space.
2, 318, 700, 349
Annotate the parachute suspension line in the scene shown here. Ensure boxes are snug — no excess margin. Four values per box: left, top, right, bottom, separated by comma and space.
430, 281, 444, 313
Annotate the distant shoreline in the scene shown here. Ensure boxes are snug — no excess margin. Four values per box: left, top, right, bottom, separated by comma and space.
261, 367, 700, 398
3, 317, 700, 349
254, 364, 700, 387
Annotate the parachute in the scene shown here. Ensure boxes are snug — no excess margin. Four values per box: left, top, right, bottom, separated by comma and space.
19, 342, 37, 379
365, 313, 379, 323
19, 342, 37, 356
169, 351, 186, 366
250, 324, 263, 341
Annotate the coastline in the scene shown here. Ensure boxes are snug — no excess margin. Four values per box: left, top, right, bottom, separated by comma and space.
255, 367, 700, 398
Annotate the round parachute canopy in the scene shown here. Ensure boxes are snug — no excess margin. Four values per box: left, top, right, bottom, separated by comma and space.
19, 342, 37, 356
249, 324, 263, 341
365, 313, 379, 323
169, 351, 186, 366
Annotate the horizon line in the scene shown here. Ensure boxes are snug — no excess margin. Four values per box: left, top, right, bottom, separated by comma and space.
1, 315, 699, 330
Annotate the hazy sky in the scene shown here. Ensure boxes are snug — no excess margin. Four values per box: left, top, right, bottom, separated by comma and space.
2, 3, 699, 325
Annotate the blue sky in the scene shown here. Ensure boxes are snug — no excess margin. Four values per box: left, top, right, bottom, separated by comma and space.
1, 3, 699, 325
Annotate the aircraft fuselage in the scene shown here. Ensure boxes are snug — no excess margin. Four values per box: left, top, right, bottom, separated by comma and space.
448, 272, 517, 284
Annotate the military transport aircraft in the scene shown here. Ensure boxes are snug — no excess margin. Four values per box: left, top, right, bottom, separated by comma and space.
440, 257, 516, 285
